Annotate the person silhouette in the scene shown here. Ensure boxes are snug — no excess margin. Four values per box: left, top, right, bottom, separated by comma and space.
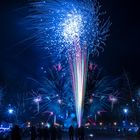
11, 125, 21, 140
57, 126, 62, 140
80, 126, 85, 140
50, 125, 57, 140
31, 126, 36, 140
77, 127, 81, 140
43, 127, 50, 140
69, 125, 74, 140
75, 127, 78, 140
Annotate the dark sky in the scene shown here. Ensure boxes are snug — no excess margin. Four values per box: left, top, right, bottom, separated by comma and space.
0, 0, 140, 91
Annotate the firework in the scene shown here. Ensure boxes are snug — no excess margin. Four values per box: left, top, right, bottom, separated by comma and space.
24, 0, 110, 56
69, 40, 88, 126
85, 65, 121, 119
24, 0, 110, 126
109, 90, 119, 111
39, 65, 75, 118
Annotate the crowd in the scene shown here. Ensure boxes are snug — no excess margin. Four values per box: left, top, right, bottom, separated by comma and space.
8, 124, 85, 140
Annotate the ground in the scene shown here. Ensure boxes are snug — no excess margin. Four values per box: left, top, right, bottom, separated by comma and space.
22, 136, 139, 140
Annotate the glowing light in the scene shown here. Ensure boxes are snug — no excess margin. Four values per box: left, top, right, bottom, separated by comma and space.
130, 122, 133, 126
46, 123, 51, 128
58, 99, 62, 104
25, 0, 110, 127
99, 122, 103, 126
70, 41, 88, 127
50, 112, 54, 115
132, 99, 135, 102
113, 122, 117, 126
109, 95, 118, 103
123, 108, 128, 114
62, 12, 83, 44
109, 95, 118, 111
27, 122, 31, 127
8, 109, 14, 114
0, 126, 10, 131
89, 134, 94, 137
34, 96, 42, 113
34, 96, 42, 103
25, 0, 110, 57
89, 98, 93, 103
85, 123, 90, 127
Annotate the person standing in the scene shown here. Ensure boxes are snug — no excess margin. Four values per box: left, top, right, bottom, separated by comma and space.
50, 125, 57, 140
80, 126, 85, 140
77, 127, 81, 140
43, 127, 50, 140
11, 125, 21, 140
31, 126, 36, 140
57, 126, 62, 140
69, 125, 74, 140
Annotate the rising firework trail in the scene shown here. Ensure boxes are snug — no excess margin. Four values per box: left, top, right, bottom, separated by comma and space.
24, 0, 110, 126
69, 39, 88, 127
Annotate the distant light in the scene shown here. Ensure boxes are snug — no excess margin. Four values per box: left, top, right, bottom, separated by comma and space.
130, 122, 133, 126
44, 71, 47, 73
118, 129, 121, 132
46, 123, 50, 128
85, 123, 90, 127
123, 108, 128, 114
122, 121, 125, 123
34, 96, 42, 103
59, 115, 63, 119
109, 95, 117, 103
113, 122, 117, 126
89, 98, 93, 103
97, 111, 101, 115
54, 123, 60, 126
8, 109, 14, 114
99, 122, 103, 126
0, 127, 10, 131
50, 112, 53, 115
58, 99, 62, 104
89, 134, 94, 137
132, 99, 135, 102
41, 122, 44, 125
27, 122, 31, 127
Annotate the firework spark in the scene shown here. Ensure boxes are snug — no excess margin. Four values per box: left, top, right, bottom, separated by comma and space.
69, 40, 88, 126
24, 0, 110, 126
24, 0, 110, 57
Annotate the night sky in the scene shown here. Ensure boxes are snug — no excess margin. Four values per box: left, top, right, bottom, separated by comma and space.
0, 0, 140, 93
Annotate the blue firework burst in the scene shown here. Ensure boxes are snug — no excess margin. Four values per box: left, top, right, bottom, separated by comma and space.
24, 0, 110, 58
